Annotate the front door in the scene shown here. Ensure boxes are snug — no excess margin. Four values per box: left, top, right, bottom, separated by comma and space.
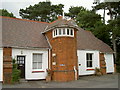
17, 56, 25, 78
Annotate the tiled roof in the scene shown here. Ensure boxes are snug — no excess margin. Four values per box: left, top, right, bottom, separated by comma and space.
43, 17, 79, 33
0, 16, 113, 53
0, 16, 50, 48
77, 28, 113, 53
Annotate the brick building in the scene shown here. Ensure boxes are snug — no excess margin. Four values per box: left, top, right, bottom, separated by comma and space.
0, 16, 115, 84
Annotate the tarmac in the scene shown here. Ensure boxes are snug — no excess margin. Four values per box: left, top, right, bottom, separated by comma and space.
2, 73, 119, 88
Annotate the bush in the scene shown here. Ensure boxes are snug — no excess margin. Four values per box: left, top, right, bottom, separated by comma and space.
12, 59, 21, 83
94, 67, 102, 76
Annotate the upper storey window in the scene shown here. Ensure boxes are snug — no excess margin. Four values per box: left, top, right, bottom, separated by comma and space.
53, 28, 74, 38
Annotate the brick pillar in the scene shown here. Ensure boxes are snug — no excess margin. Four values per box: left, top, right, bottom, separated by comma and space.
99, 53, 106, 75
3, 47, 12, 84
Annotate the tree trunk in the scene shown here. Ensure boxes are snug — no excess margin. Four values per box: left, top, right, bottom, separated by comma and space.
112, 34, 117, 62
103, 7, 105, 24
108, 3, 117, 62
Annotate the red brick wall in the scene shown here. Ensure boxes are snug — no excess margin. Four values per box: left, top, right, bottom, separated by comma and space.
3, 47, 12, 84
45, 29, 78, 82
99, 53, 106, 75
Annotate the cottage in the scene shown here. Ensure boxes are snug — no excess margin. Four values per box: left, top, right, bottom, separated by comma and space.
0, 16, 115, 83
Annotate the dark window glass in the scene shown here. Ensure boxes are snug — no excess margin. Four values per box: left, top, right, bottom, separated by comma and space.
59, 29, 61, 35
54, 30, 55, 36
67, 29, 69, 35
71, 29, 73, 35
90, 54, 92, 60
63, 28, 65, 35
86, 53, 89, 60
86, 53, 93, 67
56, 29, 57, 35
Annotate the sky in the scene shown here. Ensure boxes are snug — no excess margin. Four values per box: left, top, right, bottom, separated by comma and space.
0, 0, 110, 22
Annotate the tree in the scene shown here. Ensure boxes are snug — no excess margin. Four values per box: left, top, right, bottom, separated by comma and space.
66, 6, 101, 31
66, 6, 86, 19
92, 1, 120, 72
19, 1, 64, 22
76, 10, 101, 31
0, 9, 16, 18
92, 1, 120, 60
93, 21, 111, 46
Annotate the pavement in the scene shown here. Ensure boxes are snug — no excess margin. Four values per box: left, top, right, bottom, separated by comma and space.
2, 73, 119, 88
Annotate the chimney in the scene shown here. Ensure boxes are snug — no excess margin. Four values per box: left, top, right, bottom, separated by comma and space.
58, 16, 63, 19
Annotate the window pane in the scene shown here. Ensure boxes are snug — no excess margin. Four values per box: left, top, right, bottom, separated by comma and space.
87, 61, 89, 67
89, 61, 92, 67
90, 54, 92, 60
59, 29, 62, 35
37, 54, 42, 62
86, 53, 89, 60
71, 29, 73, 35
33, 54, 42, 69
87, 61, 92, 67
56, 29, 57, 35
67, 29, 69, 35
38, 63, 42, 69
33, 62, 37, 69
63, 28, 65, 35
33, 54, 37, 62
54, 30, 55, 36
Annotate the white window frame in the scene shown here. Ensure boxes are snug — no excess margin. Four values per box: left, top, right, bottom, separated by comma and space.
32, 53, 43, 70
53, 28, 74, 38
86, 53, 93, 68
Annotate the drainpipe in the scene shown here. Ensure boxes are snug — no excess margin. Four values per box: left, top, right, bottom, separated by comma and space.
49, 49, 51, 69
74, 66, 77, 80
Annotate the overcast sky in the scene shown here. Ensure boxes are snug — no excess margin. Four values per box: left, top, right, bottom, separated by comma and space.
0, 0, 110, 22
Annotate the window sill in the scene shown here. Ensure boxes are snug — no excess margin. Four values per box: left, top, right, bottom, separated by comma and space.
86, 69, 95, 71
32, 71, 45, 73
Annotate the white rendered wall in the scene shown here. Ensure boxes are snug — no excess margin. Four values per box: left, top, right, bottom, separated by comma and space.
0, 48, 3, 82
77, 50, 100, 75
12, 48, 48, 80
104, 53, 114, 73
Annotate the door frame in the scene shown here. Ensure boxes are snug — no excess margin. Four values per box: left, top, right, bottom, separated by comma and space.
17, 55, 26, 79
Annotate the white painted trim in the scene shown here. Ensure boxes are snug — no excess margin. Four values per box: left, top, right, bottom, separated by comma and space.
48, 49, 51, 69
45, 34, 52, 49
53, 28, 74, 38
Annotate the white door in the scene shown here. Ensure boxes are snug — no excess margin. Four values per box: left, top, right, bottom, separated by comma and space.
105, 54, 114, 73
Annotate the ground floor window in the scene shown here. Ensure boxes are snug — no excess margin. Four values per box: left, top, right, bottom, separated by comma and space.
33, 53, 42, 69
86, 53, 93, 68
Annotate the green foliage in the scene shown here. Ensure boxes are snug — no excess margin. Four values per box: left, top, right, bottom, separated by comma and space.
0, 9, 16, 18
66, 6, 101, 31
12, 59, 21, 83
19, 1, 64, 22
76, 10, 101, 31
66, 6, 86, 19
94, 67, 102, 76
93, 22, 111, 46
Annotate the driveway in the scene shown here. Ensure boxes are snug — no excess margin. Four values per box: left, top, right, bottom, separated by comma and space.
2, 73, 119, 88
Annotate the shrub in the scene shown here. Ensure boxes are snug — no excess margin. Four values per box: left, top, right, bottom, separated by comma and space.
94, 67, 102, 76
12, 59, 21, 83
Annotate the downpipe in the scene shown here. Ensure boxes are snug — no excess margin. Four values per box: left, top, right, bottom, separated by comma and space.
74, 66, 77, 80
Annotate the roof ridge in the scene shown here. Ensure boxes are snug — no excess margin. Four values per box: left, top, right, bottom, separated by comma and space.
49, 17, 64, 24
0, 16, 49, 24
